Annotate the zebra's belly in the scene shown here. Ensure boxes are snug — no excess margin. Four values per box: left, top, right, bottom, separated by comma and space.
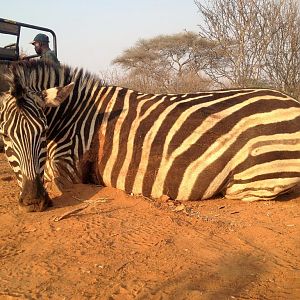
99, 153, 228, 201
98, 138, 300, 201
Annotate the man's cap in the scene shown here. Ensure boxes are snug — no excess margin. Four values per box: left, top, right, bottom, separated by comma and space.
30, 33, 49, 44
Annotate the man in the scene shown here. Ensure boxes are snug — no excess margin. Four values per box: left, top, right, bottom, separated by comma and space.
30, 33, 60, 65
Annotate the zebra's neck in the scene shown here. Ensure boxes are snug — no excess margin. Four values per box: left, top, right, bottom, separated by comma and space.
44, 69, 125, 184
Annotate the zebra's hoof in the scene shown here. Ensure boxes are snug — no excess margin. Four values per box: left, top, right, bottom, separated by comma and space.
18, 195, 53, 212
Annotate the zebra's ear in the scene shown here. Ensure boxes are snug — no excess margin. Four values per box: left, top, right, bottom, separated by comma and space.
42, 82, 75, 107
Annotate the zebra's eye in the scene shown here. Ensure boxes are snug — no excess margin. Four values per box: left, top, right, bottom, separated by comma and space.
2, 134, 10, 141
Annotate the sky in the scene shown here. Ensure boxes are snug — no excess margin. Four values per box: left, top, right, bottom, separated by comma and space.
1, 0, 203, 74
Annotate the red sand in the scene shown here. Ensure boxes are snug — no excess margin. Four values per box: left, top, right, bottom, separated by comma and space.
0, 153, 299, 299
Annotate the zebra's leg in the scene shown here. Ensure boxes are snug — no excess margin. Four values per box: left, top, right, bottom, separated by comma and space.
223, 178, 299, 201
44, 157, 82, 194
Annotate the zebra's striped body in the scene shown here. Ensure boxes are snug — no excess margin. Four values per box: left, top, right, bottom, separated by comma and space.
1, 61, 299, 211
95, 87, 300, 201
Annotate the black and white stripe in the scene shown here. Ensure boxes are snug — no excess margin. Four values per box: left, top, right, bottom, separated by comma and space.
1, 61, 300, 201
1, 92, 47, 185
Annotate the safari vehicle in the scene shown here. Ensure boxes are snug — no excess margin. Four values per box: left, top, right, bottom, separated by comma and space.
0, 18, 57, 91
0, 17, 57, 61
0, 18, 57, 151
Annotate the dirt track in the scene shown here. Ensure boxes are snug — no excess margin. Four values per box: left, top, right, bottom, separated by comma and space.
0, 153, 299, 299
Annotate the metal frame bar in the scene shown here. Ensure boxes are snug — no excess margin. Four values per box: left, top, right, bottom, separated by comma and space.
0, 18, 57, 57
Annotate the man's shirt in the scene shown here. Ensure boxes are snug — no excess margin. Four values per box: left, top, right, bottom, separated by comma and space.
41, 49, 60, 65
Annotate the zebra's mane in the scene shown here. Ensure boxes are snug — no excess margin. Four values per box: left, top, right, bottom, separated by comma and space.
7, 60, 106, 92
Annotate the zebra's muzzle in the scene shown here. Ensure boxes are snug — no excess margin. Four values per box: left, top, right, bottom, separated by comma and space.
19, 176, 52, 212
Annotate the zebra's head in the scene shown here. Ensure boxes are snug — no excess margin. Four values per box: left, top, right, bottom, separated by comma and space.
0, 73, 74, 212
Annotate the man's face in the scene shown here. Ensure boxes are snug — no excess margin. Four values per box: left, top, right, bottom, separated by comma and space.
33, 42, 42, 55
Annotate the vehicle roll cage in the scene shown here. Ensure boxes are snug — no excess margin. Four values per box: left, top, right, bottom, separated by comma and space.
0, 17, 57, 61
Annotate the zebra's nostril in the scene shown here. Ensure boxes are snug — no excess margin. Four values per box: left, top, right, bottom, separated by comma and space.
18, 175, 51, 212
18, 194, 51, 212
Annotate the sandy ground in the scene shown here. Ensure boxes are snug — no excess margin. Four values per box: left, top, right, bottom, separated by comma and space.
0, 153, 299, 300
